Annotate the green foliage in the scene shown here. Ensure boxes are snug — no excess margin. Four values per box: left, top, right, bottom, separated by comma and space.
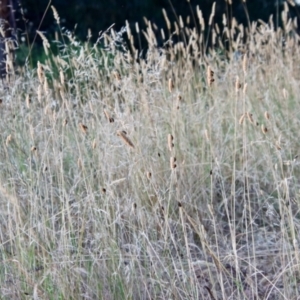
16, 41, 50, 68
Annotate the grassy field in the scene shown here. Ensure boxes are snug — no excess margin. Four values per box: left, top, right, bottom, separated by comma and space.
1, 3, 300, 299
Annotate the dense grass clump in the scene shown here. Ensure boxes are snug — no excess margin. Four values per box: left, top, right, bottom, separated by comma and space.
0, 3, 300, 299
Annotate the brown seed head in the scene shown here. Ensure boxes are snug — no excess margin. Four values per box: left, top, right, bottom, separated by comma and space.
207, 66, 214, 87
168, 134, 174, 151
117, 130, 135, 148
170, 156, 177, 169
235, 76, 241, 92
261, 124, 268, 134
79, 122, 88, 134
104, 109, 114, 123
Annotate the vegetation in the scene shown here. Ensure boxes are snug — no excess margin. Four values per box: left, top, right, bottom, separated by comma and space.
1, 2, 300, 299
19, 0, 300, 46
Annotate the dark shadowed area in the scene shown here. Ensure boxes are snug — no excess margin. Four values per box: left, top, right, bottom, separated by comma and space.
17, 0, 300, 44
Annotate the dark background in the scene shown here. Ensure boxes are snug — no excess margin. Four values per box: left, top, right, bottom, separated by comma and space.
17, 0, 300, 46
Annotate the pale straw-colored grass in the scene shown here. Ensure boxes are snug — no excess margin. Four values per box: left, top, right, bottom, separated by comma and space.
0, 3, 300, 299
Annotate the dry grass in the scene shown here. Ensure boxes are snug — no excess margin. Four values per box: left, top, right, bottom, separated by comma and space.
0, 3, 300, 299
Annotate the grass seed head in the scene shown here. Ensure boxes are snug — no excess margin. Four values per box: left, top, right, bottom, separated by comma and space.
37, 31, 50, 55
168, 134, 174, 151
104, 109, 114, 123
37, 62, 45, 84
117, 130, 135, 148
207, 66, 214, 87
275, 142, 281, 150
26, 95, 31, 108
92, 139, 96, 149
51, 5, 60, 24
43, 77, 49, 95
168, 78, 174, 93
162, 8, 171, 30
79, 122, 88, 134
239, 113, 246, 125
286, 0, 295, 6
170, 156, 177, 169
261, 124, 268, 134
264, 111, 270, 120
208, 2, 216, 26
37, 85, 42, 103
243, 83, 248, 94
235, 76, 241, 93
243, 53, 247, 75
204, 129, 210, 141
77, 158, 83, 169
59, 68, 64, 85
5, 135, 12, 146
113, 70, 121, 81
247, 112, 254, 124
283, 88, 288, 100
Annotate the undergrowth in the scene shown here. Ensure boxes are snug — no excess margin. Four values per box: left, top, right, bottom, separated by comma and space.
0, 2, 300, 299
